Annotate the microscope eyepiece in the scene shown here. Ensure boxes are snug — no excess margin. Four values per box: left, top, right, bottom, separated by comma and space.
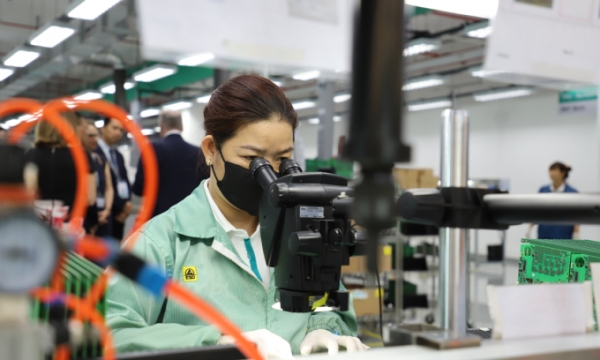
279, 159, 303, 177
250, 157, 279, 189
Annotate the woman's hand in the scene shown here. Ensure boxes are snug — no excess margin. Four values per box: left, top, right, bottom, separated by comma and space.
300, 329, 369, 356
98, 209, 111, 224
217, 329, 293, 360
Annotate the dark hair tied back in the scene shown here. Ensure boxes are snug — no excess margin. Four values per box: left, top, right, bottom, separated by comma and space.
549, 161, 572, 179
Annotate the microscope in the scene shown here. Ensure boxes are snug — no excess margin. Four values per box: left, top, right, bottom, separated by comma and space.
250, 158, 367, 313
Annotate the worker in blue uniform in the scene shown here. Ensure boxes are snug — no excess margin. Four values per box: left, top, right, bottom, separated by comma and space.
526, 162, 580, 239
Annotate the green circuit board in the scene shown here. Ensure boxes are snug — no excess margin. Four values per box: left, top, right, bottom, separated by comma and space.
518, 239, 600, 330
518, 239, 600, 285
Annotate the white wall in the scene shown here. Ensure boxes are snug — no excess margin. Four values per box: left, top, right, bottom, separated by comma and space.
181, 103, 207, 147
299, 92, 600, 258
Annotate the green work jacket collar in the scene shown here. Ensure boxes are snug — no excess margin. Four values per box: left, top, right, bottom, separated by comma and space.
171, 180, 261, 281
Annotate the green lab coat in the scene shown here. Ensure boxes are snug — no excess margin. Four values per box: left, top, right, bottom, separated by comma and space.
106, 181, 358, 354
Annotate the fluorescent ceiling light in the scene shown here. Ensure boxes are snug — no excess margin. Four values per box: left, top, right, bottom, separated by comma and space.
162, 101, 192, 111
405, 0, 499, 19
334, 94, 351, 103
154, 126, 161, 132
403, 75, 445, 91
94, 120, 103, 127
127, 133, 133, 139
99, 81, 135, 94
178, 53, 215, 66
196, 94, 211, 104
141, 128, 155, 136
465, 21, 492, 39
469, 66, 506, 78
293, 70, 320, 81
4, 49, 40, 68
74, 90, 103, 101
0, 67, 14, 81
133, 64, 177, 82
473, 87, 534, 102
67, 0, 122, 20
140, 108, 160, 118
5, 119, 22, 127
29, 25, 75, 48
18, 114, 32, 121
467, 26, 492, 38
404, 38, 441, 57
408, 99, 452, 112
333, 115, 342, 122
307, 118, 320, 125
271, 80, 283, 87
292, 101, 316, 110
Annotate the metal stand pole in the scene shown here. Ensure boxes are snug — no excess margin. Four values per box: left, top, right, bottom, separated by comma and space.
439, 109, 469, 334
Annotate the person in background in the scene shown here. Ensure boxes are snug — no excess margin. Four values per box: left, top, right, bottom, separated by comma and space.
526, 161, 580, 239
82, 121, 114, 237
96, 117, 132, 241
25, 112, 97, 223
132, 110, 204, 218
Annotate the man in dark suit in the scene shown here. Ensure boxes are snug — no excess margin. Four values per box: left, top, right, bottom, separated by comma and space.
95, 117, 133, 241
133, 110, 205, 218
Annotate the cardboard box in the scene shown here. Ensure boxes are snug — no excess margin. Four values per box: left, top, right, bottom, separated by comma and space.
393, 168, 439, 189
341, 245, 393, 273
351, 288, 384, 317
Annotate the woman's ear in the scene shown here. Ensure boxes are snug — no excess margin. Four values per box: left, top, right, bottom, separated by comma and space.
201, 135, 217, 165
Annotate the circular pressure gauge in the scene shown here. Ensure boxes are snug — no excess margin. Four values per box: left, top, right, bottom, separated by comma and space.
0, 212, 60, 293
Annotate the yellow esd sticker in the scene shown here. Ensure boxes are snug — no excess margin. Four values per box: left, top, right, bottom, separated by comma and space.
375, 288, 384, 298
182, 266, 198, 282
383, 245, 392, 256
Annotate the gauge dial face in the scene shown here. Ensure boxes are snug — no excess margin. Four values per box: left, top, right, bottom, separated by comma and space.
0, 213, 59, 293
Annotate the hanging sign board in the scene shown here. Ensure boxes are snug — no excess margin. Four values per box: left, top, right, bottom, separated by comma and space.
136, 0, 355, 76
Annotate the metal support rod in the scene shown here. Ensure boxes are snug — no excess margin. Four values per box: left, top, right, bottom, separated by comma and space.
395, 233, 405, 323
439, 109, 469, 334
317, 81, 336, 160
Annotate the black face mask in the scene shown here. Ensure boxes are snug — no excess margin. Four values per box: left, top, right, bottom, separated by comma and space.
211, 151, 263, 216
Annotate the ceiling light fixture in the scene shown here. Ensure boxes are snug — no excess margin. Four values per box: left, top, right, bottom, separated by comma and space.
5, 118, 22, 128
162, 101, 192, 111
140, 108, 160, 118
73, 90, 103, 101
469, 66, 506, 78
334, 94, 351, 103
404, 38, 441, 57
292, 101, 316, 110
29, 23, 76, 48
94, 120, 103, 127
292, 70, 320, 81
403, 75, 445, 91
67, 0, 122, 20
407, 99, 452, 112
404, 0, 499, 19
141, 128, 155, 136
99, 81, 135, 94
333, 115, 342, 122
196, 94, 212, 104
178, 53, 215, 66
3, 48, 41, 68
465, 21, 492, 39
307, 118, 320, 125
0, 67, 14, 82
154, 126, 161, 132
133, 64, 177, 82
473, 87, 534, 102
